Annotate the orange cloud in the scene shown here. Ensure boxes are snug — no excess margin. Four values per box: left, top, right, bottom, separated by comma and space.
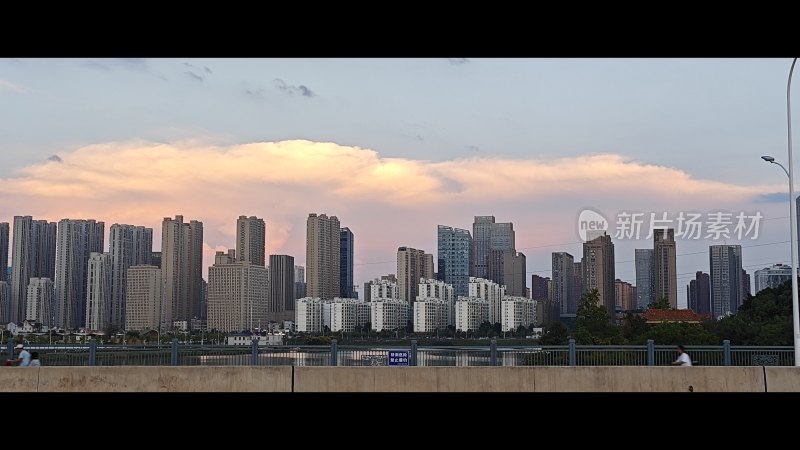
0, 140, 780, 284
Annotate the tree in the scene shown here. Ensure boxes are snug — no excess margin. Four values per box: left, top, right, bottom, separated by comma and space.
649, 297, 671, 310
574, 289, 624, 344
621, 312, 648, 343
540, 321, 569, 345
515, 325, 528, 338
645, 321, 718, 345
715, 282, 794, 345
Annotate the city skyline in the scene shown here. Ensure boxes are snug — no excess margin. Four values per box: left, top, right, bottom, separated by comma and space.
1, 59, 797, 308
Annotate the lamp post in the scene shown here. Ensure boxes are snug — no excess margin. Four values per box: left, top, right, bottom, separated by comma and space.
760, 57, 799, 366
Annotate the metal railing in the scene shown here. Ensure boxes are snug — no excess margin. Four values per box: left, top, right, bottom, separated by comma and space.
2, 338, 794, 367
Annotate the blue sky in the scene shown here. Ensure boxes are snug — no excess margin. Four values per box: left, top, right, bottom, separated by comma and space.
1, 58, 797, 305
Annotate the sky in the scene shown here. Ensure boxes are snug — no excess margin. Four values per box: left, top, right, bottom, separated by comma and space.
0, 58, 797, 307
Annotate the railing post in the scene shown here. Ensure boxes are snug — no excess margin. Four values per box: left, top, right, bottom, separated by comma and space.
89, 338, 97, 366
490, 339, 498, 366
171, 338, 178, 366
568, 339, 576, 366
647, 339, 655, 366
723, 340, 731, 366
330, 339, 338, 366
410, 339, 418, 366
251, 338, 259, 366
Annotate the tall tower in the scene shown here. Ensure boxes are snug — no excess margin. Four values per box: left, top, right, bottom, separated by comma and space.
437, 225, 472, 298
552, 252, 574, 316
86, 252, 112, 331
10, 216, 56, 324
25, 278, 53, 325
236, 215, 266, 266
54, 219, 105, 329
125, 265, 162, 332
109, 224, 153, 328
0, 222, 8, 282
208, 254, 269, 332
161, 215, 204, 327
653, 228, 678, 308
635, 249, 655, 310
709, 245, 743, 319
306, 213, 341, 300
582, 232, 615, 320
340, 227, 354, 298
269, 254, 295, 322
397, 246, 435, 305
501, 251, 526, 297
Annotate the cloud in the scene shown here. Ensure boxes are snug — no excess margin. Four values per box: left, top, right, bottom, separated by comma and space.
47, 155, 63, 163
447, 58, 469, 65
184, 71, 204, 82
0, 79, 24, 92
756, 192, 790, 203
273, 78, 315, 97
0, 140, 781, 284
467, 145, 480, 152
84, 58, 148, 71
245, 88, 266, 100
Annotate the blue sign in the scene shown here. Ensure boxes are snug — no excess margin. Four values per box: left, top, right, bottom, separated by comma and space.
388, 350, 409, 366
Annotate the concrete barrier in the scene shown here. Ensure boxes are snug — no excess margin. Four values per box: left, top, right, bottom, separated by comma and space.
764, 367, 800, 392
0, 368, 41, 392
294, 366, 767, 392
0, 366, 779, 392
35, 366, 292, 392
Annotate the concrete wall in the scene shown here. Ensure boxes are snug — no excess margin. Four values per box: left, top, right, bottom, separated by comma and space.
0, 366, 292, 392
1, 366, 795, 392
294, 366, 766, 392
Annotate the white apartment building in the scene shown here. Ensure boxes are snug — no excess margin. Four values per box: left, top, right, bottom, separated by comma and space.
369, 279, 399, 300
501, 296, 536, 332
419, 278, 455, 326
413, 297, 451, 332
125, 265, 162, 332
370, 298, 409, 332
324, 298, 369, 332
454, 297, 489, 331
469, 277, 505, 325
25, 277, 53, 325
296, 297, 325, 333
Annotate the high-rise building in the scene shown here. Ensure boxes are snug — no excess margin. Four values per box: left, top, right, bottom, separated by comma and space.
552, 252, 574, 316
306, 213, 341, 300
294, 265, 306, 301
472, 216, 515, 281
531, 275, 549, 302
161, 215, 204, 325
501, 296, 536, 332
0, 281, 10, 324
370, 298, 409, 331
208, 253, 269, 332
469, 277, 506, 325
472, 216, 495, 279
454, 297, 489, 331
54, 219, 104, 329
236, 216, 266, 267
295, 298, 324, 333
10, 216, 56, 324
340, 227, 354, 298
754, 264, 792, 294
369, 278, 399, 300
418, 278, 454, 326
0, 222, 8, 282
531, 274, 554, 324
413, 298, 451, 332
86, 252, 112, 331
653, 229, 678, 308
582, 232, 616, 320
437, 225, 472, 297
743, 269, 751, 300
572, 261, 583, 313
109, 224, 153, 328
125, 265, 162, 332
269, 255, 295, 322
635, 249, 655, 310
498, 251, 526, 297
25, 277, 53, 325
687, 271, 710, 315
396, 246, 434, 305
324, 298, 369, 332
614, 279, 636, 311
151, 251, 162, 269
709, 245, 743, 319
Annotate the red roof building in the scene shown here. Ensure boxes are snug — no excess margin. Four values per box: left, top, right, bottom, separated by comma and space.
641, 308, 709, 324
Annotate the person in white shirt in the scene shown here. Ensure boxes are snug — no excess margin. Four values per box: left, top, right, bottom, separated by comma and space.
672, 345, 692, 366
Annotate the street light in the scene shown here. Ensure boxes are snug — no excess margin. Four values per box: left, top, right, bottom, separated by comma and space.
761, 57, 799, 366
